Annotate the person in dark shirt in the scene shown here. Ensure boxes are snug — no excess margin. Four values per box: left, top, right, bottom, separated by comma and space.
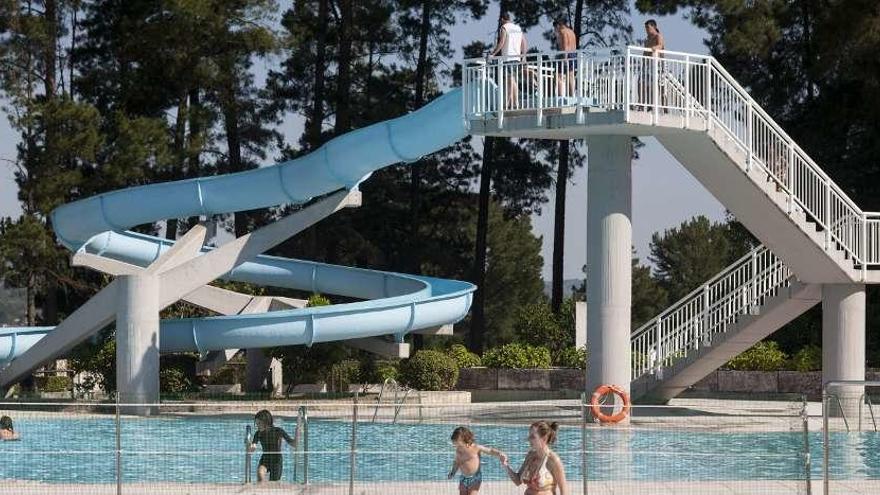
246, 409, 294, 482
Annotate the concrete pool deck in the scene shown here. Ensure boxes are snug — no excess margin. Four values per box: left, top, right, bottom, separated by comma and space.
0, 480, 877, 494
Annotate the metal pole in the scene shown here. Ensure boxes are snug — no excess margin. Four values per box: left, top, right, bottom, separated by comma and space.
115, 393, 122, 495
802, 395, 812, 495
349, 391, 359, 495
581, 392, 589, 495
823, 389, 829, 495
244, 425, 252, 484
303, 405, 309, 485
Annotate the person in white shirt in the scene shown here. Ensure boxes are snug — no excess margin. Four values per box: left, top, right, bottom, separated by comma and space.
488, 12, 527, 109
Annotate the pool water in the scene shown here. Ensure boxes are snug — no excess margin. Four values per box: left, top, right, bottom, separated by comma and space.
1, 416, 878, 484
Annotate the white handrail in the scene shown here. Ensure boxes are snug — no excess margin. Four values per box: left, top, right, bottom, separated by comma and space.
630, 245, 793, 380
462, 46, 879, 276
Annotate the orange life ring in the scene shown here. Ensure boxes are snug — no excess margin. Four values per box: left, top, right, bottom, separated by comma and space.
590, 384, 631, 424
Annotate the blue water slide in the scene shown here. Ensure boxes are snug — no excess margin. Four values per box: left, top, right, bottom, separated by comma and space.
0, 89, 474, 362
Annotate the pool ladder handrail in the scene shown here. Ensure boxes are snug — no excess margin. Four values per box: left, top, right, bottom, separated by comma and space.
244, 425, 252, 484
371, 377, 420, 424
858, 392, 878, 432
294, 405, 309, 484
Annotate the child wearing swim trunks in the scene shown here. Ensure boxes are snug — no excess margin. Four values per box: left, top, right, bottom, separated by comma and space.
448, 426, 507, 495
246, 409, 294, 482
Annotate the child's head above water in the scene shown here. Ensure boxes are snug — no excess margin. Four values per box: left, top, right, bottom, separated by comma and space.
0, 416, 12, 432
451, 426, 475, 447
255, 409, 273, 430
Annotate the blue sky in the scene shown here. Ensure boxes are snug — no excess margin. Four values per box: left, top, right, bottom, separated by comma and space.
0, 2, 726, 281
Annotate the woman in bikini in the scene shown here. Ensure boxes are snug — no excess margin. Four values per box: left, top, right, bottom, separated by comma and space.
502, 421, 568, 495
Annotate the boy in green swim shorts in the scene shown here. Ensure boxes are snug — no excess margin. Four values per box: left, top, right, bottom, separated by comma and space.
448, 426, 507, 495
247, 409, 294, 482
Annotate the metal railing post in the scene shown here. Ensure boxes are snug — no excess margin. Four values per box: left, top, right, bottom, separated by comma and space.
747, 103, 754, 172
750, 250, 758, 309
349, 391, 358, 495
788, 143, 795, 214
496, 58, 504, 130
652, 55, 659, 124
823, 389, 829, 495
576, 51, 585, 124
624, 49, 631, 121
301, 405, 309, 485
802, 395, 812, 495
581, 392, 589, 495
701, 285, 711, 345
654, 316, 663, 377
115, 393, 122, 495
706, 62, 713, 131
861, 212, 867, 281
684, 55, 691, 128
824, 180, 831, 250
536, 55, 544, 126
244, 425, 252, 484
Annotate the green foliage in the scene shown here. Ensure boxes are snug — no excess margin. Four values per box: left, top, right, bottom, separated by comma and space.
360, 359, 399, 383
482, 343, 552, 369
554, 346, 587, 369
726, 341, 789, 372
790, 345, 822, 372
35, 375, 72, 393
650, 216, 752, 302
307, 294, 331, 307
632, 256, 668, 328
327, 359, 361, 392
447, 344, 482, 368
68, 328, 116, 393
398, 350, 459, 391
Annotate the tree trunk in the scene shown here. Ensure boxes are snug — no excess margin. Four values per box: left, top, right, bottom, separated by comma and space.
551, 140, 569, 312
409, 0, 432, 350
470, 136, 494, 354
221, 71, 248, 238
166, 91, 188, 240
308, 0, 329, 148
26, 274, 36, 326
44, 0, 57, 97
334, 0, 352, 134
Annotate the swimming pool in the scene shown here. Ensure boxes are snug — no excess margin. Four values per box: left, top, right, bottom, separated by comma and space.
0, 416, 877, 484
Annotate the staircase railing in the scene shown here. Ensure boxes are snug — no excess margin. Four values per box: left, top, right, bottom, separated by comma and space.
630, 246, 792, 381
463, 47, 880, 278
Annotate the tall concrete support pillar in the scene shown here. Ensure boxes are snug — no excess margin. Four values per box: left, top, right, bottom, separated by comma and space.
116, 274, 160, 415
586, 136, 633, 400
245, 349, 283, 397
822, 284, 866, 419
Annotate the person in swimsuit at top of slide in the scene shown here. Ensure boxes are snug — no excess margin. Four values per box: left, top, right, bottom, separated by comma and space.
503, 421, 568, 495
448, 426, 507, 495
246, 409, 294, 482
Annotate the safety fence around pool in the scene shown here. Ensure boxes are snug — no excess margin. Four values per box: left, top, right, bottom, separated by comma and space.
1, 396, 879, 494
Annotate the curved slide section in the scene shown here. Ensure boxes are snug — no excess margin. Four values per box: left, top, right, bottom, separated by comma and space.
0, 89, 473, 366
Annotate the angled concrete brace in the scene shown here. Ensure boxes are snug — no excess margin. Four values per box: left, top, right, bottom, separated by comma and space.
0, 189, 359, 388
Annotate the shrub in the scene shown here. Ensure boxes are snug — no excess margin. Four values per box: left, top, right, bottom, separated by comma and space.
360, 359, 399, 383
160, 367, 199, 393
447, 344, 482, 368
513, 302, 573, 355
36, 375, 72, 393
327, 359, 361, 392
554, 346, 587, 369
399, 350, 459, 391
307, 293, 331, 307
482, 343, 552, 369
726, 341, 788, 371
790, 345, 821, 372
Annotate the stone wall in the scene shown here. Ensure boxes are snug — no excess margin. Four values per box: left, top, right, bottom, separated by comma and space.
457, 368, 880, 399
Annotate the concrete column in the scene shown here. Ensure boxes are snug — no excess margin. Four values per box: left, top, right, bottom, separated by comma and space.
586, 136, 633, 402
822, 284, 866, 420
116, 274, 160, 415
245, 349, 283, 397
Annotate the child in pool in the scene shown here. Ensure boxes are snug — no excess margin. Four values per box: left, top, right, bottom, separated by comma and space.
448, 426, 507, 495
246, 409, 294, 482
0, 416, 20, 441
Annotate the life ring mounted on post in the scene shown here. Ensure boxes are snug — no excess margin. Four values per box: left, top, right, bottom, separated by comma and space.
590, 384, 631, 424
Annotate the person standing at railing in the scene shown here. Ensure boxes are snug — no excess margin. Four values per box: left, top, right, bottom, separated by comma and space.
246, 409, 294, 482
640, 19, 666, 107
488, 12, 527, 109
553, 18, 577, 100
502, 421, 568, 495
